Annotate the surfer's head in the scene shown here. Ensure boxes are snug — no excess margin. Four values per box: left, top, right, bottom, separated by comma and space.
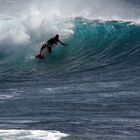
55, 34, 59, 39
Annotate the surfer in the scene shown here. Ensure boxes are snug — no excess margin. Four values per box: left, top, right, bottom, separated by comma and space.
40, 34, 67, 55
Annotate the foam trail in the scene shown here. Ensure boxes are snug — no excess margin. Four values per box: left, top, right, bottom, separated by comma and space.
0, 129, 69, 140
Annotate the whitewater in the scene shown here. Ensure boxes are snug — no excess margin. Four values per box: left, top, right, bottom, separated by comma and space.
0, 0, 140, 140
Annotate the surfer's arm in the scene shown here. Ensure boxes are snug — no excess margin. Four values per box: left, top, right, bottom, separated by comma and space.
58, 40, 67, 46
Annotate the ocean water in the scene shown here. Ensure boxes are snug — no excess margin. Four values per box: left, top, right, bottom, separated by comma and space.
0, 0, 140, 140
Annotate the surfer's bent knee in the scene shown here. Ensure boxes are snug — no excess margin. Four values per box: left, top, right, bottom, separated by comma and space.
47, 46, 52, 53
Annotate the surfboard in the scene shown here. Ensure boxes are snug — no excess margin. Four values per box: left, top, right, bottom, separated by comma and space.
35, 54, 44, 59
35, 46, 50, 59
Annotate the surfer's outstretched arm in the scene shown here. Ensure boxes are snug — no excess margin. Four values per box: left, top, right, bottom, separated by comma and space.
59, 40, 67, 46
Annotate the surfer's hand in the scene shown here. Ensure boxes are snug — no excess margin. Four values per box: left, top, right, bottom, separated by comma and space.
62, 43, 67, 46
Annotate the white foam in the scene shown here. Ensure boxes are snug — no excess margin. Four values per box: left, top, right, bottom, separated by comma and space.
0, 14, 74, 55
0, 95, 13, 100
0, 129, 69, 140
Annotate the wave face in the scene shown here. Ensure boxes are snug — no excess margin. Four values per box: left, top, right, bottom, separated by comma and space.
0, 16, 140, 140
0, 18, 140, 81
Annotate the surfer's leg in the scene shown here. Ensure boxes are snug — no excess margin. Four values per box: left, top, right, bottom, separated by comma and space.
46, 44, 52, 53
40, 44, 46, 54
48, 46, 52, 53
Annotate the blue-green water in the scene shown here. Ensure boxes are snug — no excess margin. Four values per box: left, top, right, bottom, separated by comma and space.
0, 17, 140, 140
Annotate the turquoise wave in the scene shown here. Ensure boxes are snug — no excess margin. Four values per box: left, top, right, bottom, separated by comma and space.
0, 18, 140, 81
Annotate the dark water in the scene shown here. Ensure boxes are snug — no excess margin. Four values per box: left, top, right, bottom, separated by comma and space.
0, 17, 140, 140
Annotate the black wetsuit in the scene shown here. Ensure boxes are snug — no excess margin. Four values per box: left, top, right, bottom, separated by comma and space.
40, 37, 60, 55
47, 37, 59, 45
46, 37, 59, 53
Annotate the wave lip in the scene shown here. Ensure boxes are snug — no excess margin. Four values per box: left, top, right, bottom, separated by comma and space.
0, 129, 69, 140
